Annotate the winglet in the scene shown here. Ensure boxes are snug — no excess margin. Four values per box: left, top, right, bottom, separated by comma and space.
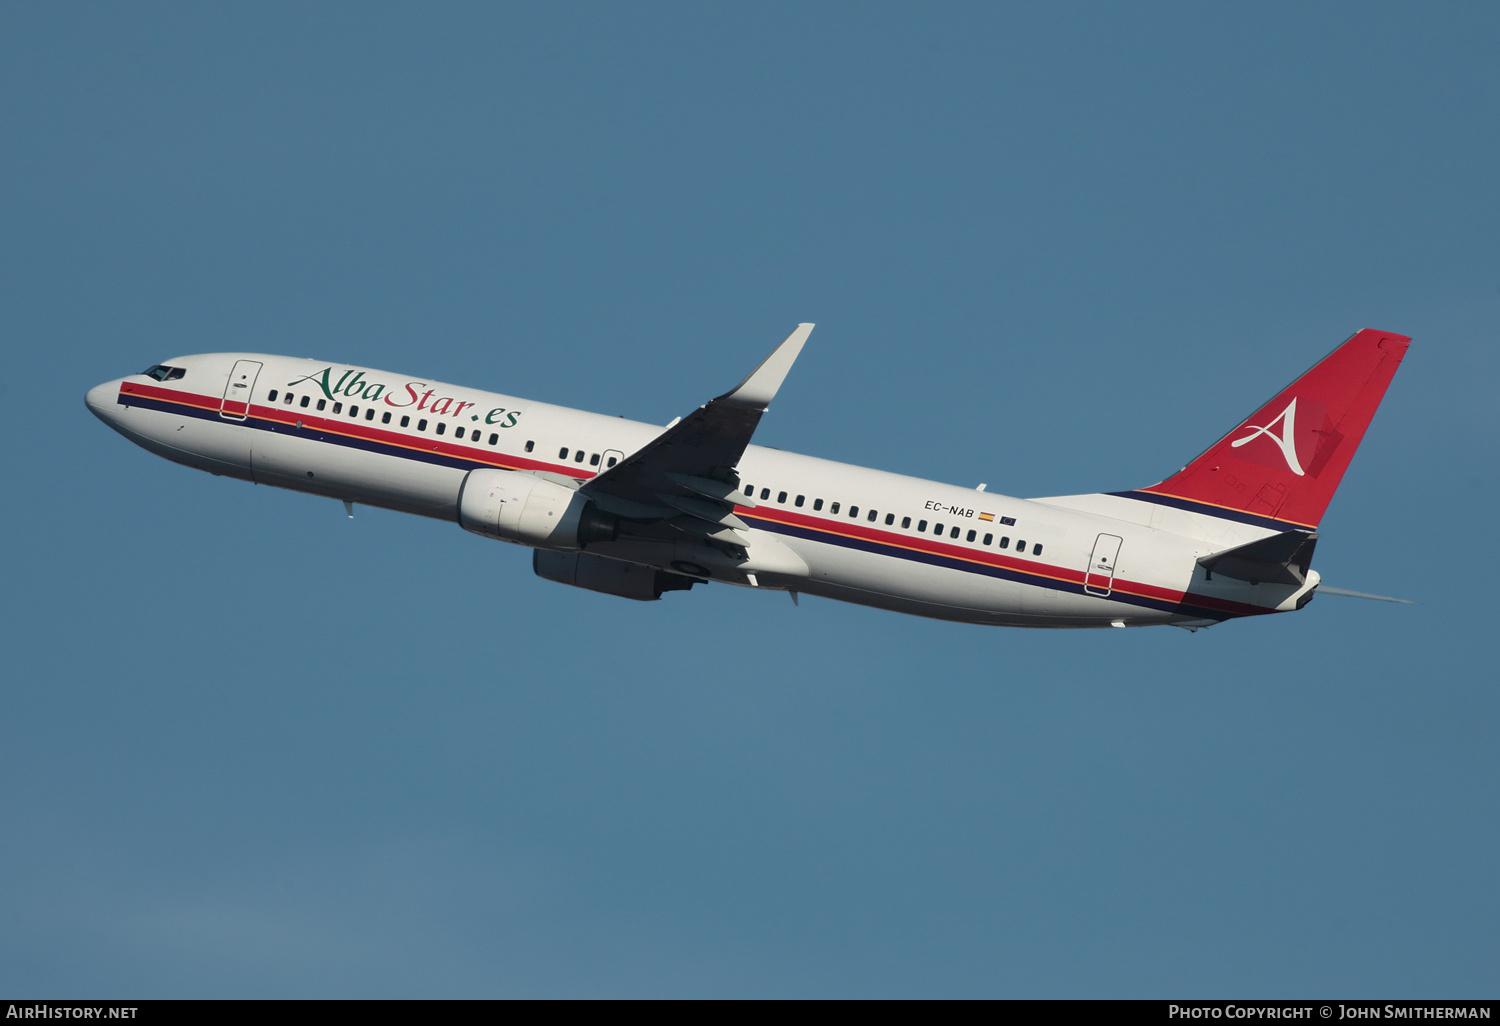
718, 323, 814, 410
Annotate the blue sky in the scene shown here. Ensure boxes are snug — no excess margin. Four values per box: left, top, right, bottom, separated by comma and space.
2, 2, 1496, 997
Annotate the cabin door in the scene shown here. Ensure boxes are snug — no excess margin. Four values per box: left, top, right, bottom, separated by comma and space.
220, 360, 263, 421
1084, 534, 1123, 596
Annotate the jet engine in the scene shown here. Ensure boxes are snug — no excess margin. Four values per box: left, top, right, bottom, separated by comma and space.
458, 468, 618, 550
533, 550, 699, 601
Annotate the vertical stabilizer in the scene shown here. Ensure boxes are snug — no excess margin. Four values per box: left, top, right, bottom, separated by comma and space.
1119, 329, 1410, 529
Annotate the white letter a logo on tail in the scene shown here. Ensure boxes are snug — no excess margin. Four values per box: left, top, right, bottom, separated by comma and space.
1230, 398, 1305, 475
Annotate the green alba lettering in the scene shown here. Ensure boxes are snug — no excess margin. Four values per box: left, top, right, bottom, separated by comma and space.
285, 367, 339, 400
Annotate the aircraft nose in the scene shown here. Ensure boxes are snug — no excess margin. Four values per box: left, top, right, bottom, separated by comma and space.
85, 379, 120, 421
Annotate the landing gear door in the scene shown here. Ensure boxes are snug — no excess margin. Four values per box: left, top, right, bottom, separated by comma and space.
1085, 533, 1123, 596
221, 360, 263, 421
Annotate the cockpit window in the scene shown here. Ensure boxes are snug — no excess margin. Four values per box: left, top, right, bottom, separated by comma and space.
142, 364, 186, 381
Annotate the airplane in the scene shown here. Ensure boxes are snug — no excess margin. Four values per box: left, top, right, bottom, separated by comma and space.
85, 325, 1410, 630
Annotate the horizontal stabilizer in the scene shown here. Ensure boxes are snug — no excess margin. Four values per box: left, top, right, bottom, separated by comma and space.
1198, 530, 1318, 586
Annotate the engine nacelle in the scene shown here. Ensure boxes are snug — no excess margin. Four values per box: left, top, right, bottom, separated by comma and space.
533, 550, 699, 601
458, 468, 618, 550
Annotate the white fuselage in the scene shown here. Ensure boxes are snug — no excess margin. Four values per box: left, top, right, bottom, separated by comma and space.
87, 353, 1314, 628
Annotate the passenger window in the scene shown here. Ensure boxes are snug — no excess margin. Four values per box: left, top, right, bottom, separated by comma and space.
488, 433, 498, 445
300, 395, 310, 408
350, 405, 359, 417
317, 399, 326, 411
884, 513, 894, 525
761, 488, 770, 500
868, 510, 878, 522
830, 502, 840, 514
999, 537, 1009, 549
934, 522, 944, 534
901, 516, 911, 529
455, 427, 466, 440
436, 422, 446, 435
950, 526, 960, 539
559, 447, 568, 459
1016, 540, 1026, 552
1033, 543, 1043, 556
525, 440, 535, 453
382, 412, 391, 424
849, 506, 859, 518
744, 484, 754, 496
400, 415, 410, 427
333, 402, 343, 414
417, 419, 427, 431
983, 533, 993, 546
267, 389, 278, 401
795, 495, 805, 507
606, 456, 617, 467
590, 453, 601, 466
778, 491, 787, 503
574, 450, 584, 462
365, 408, 375, 421
966, 529, 976, 542
917, 519, 927, 531
814, 499, 824, 511
284, 393, 294, 405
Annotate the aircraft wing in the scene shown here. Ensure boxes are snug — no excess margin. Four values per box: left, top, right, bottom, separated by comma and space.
581, 324, 813, 529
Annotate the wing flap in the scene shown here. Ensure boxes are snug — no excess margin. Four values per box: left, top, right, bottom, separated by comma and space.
667, 472, 756, 507
658, 493, 749, 530
666, 516, 749, 546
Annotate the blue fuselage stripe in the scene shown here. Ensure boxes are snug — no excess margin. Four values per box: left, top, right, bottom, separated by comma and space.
1108, 490, 1307, 531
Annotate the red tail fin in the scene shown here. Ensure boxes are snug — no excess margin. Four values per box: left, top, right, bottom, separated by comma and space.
1133, 329, 1410, 529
